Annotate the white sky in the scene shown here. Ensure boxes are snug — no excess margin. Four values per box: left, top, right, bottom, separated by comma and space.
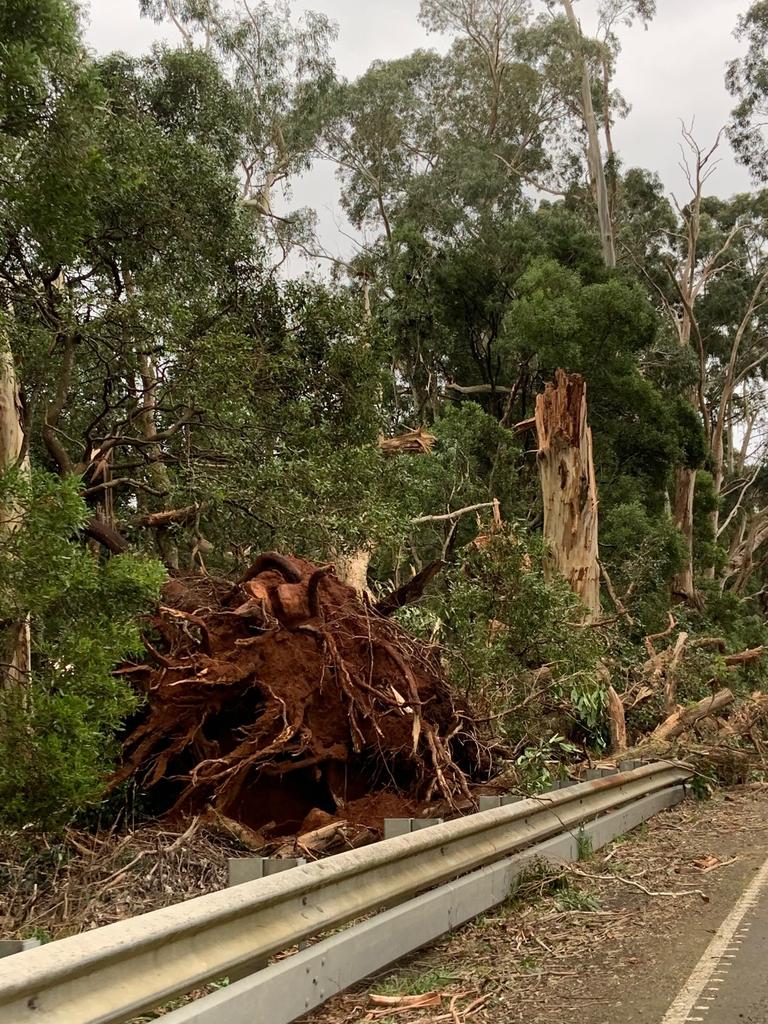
83, 0, 755, 261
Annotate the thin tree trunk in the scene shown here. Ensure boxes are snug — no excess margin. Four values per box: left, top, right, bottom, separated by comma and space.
671, 466, 697, 602
334, 547, 374, 598
137, 352, 179, 570
561, 0, 616, 268
535, 370, 601, 620
0, 324, 31, 689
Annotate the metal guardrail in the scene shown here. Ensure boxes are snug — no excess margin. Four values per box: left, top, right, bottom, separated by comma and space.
0, 761, 690, 1024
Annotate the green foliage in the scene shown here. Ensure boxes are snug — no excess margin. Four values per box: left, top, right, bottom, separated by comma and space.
600, 500, 685, 632
404, 529, 609, 751
728, 1, 768, 179
516, 735, 581, 793
0, 472, 165, 828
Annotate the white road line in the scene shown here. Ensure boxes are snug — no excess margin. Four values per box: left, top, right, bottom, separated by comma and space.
660, 854, 768, 1024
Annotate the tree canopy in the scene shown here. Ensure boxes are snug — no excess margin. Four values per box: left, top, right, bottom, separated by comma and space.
3, 0, 768, 827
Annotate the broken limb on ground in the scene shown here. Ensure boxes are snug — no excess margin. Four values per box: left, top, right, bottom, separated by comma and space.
110, 553, 488, 845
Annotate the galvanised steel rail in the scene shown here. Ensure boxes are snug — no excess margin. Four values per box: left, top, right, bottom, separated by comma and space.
0, 761, 690, 1024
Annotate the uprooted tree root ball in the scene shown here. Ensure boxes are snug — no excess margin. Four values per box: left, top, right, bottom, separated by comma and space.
112, 554, 487, 837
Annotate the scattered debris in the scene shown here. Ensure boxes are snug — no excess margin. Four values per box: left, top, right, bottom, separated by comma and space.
692, 855, 738, 874
299, 788, 768, 1024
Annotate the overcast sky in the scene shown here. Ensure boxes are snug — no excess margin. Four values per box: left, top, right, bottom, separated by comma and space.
83, 0, 755, 261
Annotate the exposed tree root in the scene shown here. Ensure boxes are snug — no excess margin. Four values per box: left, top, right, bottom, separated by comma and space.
112, 555, 484, 835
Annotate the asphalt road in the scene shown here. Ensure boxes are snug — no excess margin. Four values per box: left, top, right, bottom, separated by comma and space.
659, 854, 768, 1024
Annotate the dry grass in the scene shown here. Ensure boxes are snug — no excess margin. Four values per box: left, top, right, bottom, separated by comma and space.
0, 817, 240, 941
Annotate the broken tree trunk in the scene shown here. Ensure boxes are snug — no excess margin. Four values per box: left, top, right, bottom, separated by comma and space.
378, 428, 436, 457
535, 370, 601, 621
651, 688, 734, 743
724, 646, 765, 668
0, 321, 31, 689
607, 685, 627, 754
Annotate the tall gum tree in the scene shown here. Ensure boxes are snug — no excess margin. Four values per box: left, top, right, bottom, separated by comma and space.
0, 0, 89, 686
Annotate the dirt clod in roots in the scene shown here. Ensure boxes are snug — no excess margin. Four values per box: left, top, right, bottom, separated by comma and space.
113, 554, 484, 838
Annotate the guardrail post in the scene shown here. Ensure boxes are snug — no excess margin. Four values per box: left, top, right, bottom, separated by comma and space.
383, 818, 443, 839
226, 858, 307, 980
227, 857, 306, 888
0, 940, 40, 960
477, 795, 523, 810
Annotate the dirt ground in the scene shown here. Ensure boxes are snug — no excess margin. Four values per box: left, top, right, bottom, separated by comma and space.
299, 785, 768, 1024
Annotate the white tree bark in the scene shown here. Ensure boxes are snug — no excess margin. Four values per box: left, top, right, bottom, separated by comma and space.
0, 322, 31, 689
561, 0, 616, 268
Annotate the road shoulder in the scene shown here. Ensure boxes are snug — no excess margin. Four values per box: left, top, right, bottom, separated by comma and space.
301, 786, 768, 1024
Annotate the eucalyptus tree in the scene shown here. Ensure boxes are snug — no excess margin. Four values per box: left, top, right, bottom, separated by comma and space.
0, 0, 101, 686
728, 0, 768, 181
621, 126, 768, 603
139, 0, 338, 257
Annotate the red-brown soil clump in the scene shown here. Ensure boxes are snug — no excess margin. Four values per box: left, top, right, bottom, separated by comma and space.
113, 554, 484, 837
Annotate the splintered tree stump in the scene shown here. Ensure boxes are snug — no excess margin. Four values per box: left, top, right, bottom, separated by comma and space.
607, 685, 627, 754
535, 370, 601, 620
112, 554, 482, 836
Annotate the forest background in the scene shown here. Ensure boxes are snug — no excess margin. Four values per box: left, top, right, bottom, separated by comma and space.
4, 0, 768, 827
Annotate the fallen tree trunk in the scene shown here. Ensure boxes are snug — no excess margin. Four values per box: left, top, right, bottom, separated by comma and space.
724, 646, 765, 667
535, 370, 601, 620
651, 689, 734, 743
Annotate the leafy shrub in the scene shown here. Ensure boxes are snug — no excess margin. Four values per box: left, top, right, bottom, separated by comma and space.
0, 470, 165, 828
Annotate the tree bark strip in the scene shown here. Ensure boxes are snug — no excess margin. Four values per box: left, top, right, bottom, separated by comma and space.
0, 324, 31, 688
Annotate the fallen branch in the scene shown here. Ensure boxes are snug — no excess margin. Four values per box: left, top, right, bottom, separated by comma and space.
411, 502, 498, 526
651, 688, 734, 743
84, 516, 131, 554
513, 416, 536, 435
644, 612, 676, 659
132, 505, 200, 529
724, 646, 765, 667
598, 560, 634, 626
446, 381, 513, 395
376, 560, 446, 617
567, 866, 708, 901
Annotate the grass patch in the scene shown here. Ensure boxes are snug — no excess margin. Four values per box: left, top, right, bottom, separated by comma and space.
374, 967, 458, 996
